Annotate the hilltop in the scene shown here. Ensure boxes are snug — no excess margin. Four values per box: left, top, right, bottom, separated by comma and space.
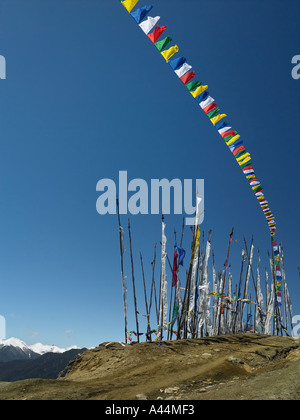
0, 334, 299, 400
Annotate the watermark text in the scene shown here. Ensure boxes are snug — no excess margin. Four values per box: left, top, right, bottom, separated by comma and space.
292, 315, 300, 337
0, 315, 6, 340
96, 171, 204, 226
0, 55, 6, 79
292, 55, 300, 80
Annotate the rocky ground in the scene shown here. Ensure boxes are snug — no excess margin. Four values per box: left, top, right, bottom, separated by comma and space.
0, 334, 299, 400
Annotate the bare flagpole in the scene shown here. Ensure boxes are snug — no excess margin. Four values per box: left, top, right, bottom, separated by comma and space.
128, 218, 140, 342
149, 244, 159, 326
218, 227, 234, 334
116, 196, 128, 344
140, 252, 151, 341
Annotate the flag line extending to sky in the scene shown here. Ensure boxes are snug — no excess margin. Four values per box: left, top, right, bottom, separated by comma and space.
119, 0, 283, 308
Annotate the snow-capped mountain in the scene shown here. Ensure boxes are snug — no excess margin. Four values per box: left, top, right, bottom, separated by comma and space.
29, 342, 79, 355
0, 337, 29, 351
0, 337, 39, 362
0, 337, 79, 362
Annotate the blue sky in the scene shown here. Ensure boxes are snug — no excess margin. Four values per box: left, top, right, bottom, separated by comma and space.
0, 0, 299, 348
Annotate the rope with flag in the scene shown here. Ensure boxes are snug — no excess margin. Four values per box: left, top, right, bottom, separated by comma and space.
118, 0, 284, 316
119, 0, 276, 237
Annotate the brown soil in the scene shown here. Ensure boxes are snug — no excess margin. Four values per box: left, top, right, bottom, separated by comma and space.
0, 334, 299, 400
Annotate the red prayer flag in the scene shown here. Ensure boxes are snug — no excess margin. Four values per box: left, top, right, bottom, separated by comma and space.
249, 177, 258, 184
180, 71, 195, 85
203, 102, 218, 114
172, 250, 178, 287
148, 24, 167, 43
221, 129, 236, 138
233, 146, 246, 156
243, 165, 254, 172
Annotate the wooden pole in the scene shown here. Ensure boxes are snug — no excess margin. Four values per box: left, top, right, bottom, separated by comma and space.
180, 217, 185, 247
233, 250, 246, 333
116, 197, 128, 344
270, 238, 281, 336
167, 283, 174, 340
149, 244, 159, 325
218, 227, 234, 334
240, 236, 254, 332
222, 227, 234, 295
168, 229, 178, 341
140, 252, 150, 341
128, 218, 140, 342
177, 230, 197, 339
164, 250, 173, 341
158, 214, 168, 343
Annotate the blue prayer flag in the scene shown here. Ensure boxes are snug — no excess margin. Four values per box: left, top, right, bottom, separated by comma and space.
131, 5, 153, 24
169, 56, 186, 71
176, 245, 186, 266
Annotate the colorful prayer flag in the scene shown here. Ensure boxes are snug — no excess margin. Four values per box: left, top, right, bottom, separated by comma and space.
131, 5, 153, 23
121, 0, 140, 13
139, 16, 160, 34
161, 45, 179, 61
155, 36, 172, 52
180, 71, 196, 85
148, 24, 167, 43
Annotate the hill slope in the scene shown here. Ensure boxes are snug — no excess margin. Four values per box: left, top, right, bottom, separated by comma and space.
0, 334, 299, 400
0, 349, 86, 382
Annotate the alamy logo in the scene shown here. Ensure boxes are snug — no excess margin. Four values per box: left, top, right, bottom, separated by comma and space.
0, 315, 6, 340
0, 55, 6, 79
292, 315, 300, 337
96, 171, 204, 226
292, 55, 300, 80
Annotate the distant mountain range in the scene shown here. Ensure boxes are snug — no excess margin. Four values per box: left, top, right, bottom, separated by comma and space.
0, 337, 81, 362
0, 337, 86, 381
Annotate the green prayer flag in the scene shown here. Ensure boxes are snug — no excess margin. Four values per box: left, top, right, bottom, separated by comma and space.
253, 185, 262, 192
171, 303, 179, 323
240, 160, 252, 169
207, 107, 220, 119
155, 36, 172, 52
235, 150, 246, 159
186, 81, 202, 91
223, 135, 234, 143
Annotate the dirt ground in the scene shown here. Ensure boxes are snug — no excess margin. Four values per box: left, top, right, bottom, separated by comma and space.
0, 334, 299, 400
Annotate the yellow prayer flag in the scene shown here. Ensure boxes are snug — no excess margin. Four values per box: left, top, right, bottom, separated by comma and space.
252, 185, 261, 191
211, 114, 227, 125
236, 152, 250, 162
121, 0, 139, 13
161, 45, 179, 61
191, 85, 208, 98
190, 227, 201, 263
238, 155, 251, 166
226, 134, 241, 146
